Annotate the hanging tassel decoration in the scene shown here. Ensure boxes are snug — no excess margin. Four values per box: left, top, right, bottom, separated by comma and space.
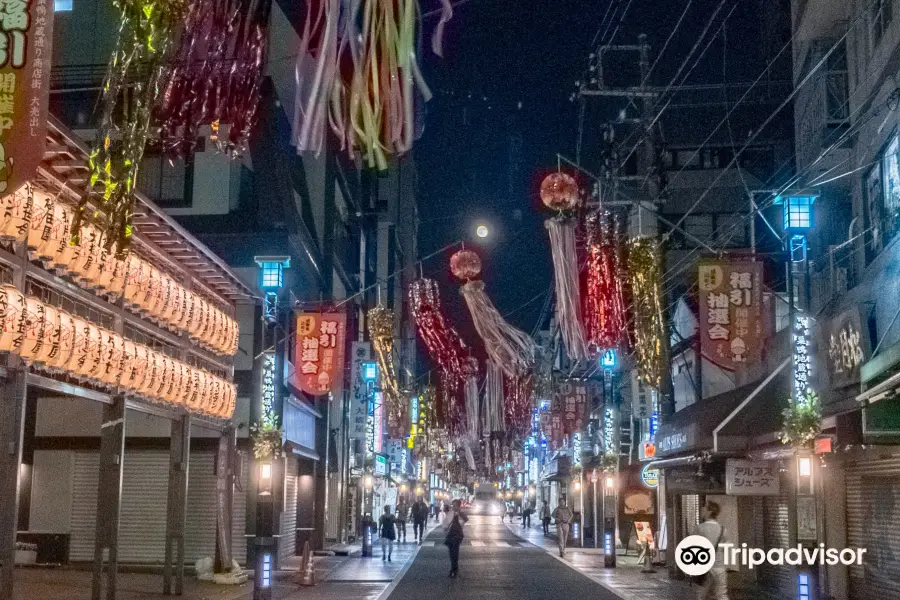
485, 360, 506, 433
463, 357, 480, 442
451, 249, 535, 378
156, 0, 273, 156
367, 306, 404, 436
584, 211, 628, 351
628, 237, 666, 388
504, 371, 533, 442
431, 0, 454, 57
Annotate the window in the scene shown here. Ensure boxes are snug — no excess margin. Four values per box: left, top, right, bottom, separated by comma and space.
865, 163, 884, 258
54, 0, 73, 10
136, 153, 192, 208
883, 136, 900, 215
684, 214, 714, 242
715, 213, 747, 246
872, 0, 893, 47
825, 40, 849, 122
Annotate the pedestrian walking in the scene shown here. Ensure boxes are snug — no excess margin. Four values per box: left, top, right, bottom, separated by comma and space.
522, 502, 533, 528
411, 496, 428, 543
379, 505, 396, 562
395, 500, 409, 543
694, 502, 729, 600
540, 500, 551, 535
443, 499, 468, 578
552, 498, 574, 557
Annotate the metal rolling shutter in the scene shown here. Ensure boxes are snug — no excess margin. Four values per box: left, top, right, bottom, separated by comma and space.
231, 464, 249, 566
118, 451, 169, 563
185, 451, 217, 563
70, 452, 100, 562
760, 495, 792, 595
846, 457, 900, 600
280, 456, 298, 561
680, 495, 699, 538
326, 474, 341, 541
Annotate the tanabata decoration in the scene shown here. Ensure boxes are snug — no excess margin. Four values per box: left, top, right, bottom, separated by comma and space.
504, 371, 533, 442
367, 306, 404, 435
72, 0, 186, 253
463, 357, 480, 442
483, 360, 505, 434
584, 211, 627, 351
409, 278, 468, 410
292, 0, 433, 169
451, 249, 535, 378
156, 0, 273, 156
541, 172, 587, 361
628, 237, 666, 388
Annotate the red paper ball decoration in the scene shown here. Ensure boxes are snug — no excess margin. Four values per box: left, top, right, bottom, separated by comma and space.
540, 172, 581, 212
450, 249, 482, 281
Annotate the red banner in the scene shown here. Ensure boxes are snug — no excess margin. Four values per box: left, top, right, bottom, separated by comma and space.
0, 0, 52, 195
557, 380, 591, 435
698, 260, 763, 372
293, 312, 347, 397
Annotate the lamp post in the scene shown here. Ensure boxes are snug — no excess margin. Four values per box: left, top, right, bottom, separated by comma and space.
253, 461, 275, 600
361, 475, 375, 557
604, 474, 617, 568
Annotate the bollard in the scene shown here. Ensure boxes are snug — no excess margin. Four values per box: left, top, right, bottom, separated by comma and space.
297, 541, 316, 586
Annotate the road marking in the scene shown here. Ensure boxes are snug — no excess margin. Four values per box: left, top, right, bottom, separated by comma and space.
494, 541, 511, 547
422, 541, 435, 547
470, 541, 486, 547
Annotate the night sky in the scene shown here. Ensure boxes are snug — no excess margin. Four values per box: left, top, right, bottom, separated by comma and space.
413, 0, 785, 353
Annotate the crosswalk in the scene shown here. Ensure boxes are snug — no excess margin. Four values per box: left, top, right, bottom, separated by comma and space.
419, 541, 534, 548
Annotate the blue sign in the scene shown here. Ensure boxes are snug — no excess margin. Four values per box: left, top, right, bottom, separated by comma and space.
410, 396, 419, 424
600, 349, 617, 369
362, 362, 379, 383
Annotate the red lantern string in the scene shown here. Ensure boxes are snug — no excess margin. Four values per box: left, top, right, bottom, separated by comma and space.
584, 211, 628, 352
503, 371, 533, 442
409, 278, 469, 434
156, 0, 273, 156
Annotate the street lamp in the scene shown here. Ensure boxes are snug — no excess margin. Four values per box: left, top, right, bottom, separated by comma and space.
254, 460, 276, 599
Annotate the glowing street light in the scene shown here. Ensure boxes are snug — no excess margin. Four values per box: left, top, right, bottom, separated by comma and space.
476, 224, 489, 238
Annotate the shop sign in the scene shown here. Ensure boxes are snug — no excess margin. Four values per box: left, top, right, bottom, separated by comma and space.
639, 442, 656, 461
603, 406, 616, 455
819, 307, 869, 390
294, 312, 347, 396
656, 427, 693, 455
793, 314, 814, 401
261, 352, 276, 422
555, 380, 592, 434
698, 261, 764, 372
572, 433, 582, 468
725, 459, 780, 496
640, 463, 659, 488
374, 454, 387, 476
349, 342, 371, 440
373, 391, 384, 454
0, 0, 52, 196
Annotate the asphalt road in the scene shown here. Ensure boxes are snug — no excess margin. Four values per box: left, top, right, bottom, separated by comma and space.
383, 511, 623, 600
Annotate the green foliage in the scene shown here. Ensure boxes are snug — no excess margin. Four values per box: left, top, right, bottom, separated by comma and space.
250, 420, 283, 460
780, 392, 822, 448
600, 452, 619, 473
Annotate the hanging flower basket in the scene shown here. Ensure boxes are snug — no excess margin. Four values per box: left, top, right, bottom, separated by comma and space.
780, 392, 822, 449
250, 421, 283, 460
600, 452, 619, 473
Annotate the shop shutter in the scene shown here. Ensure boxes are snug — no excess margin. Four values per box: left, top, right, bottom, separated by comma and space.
70, 452, 100, 562
326, 474, 341, 541
680, 494, 700, 538
759, 495, 792, 595
231, 464, 249, 566
280, 455, 298, 561
185, 451, 218, 563
846, 457, 900, 600
118, 451, 169, 563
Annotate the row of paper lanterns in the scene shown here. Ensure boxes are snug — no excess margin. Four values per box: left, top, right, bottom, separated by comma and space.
0, 188, 239, 356
0, 285, 235, 419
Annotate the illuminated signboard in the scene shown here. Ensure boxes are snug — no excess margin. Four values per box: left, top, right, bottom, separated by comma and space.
530, 457, 539, 482
374, 454, 387, 476
604, 407, 616, 455
793, 315, 814, 403
373, 392, 384, 454
410, 396, 419, 424
262, 352, 276, 422
572, 432, 582, 468
640, 463, 659, 488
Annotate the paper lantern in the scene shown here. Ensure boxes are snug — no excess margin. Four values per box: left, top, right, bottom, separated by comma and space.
197, 370, 212, 413
36, 304, 60, 366
50, 208, 79, 273
36, 201, 70, 262
141, 350, 162, 399
50, 310, 76, 372
18, 297, 46, 363
540, 172, 581, 212
118, 339, 137, 392
68, 225, 104, 285
107, 256, 129, 299
26, 191, 55, 251
152, 273, 173, 322
124, 256, 147, 309
450, 249, 482, 281
125, 343, 149, 395
95, 250, 119, 295
0, 188, 33, 241
223, 382, 236, 418
65, 316, 91, 378
185, 368, 201, 411
177, 290, 194, 332
139, 265, 161, 316
186, 293, 203, 338
169, 360, 187, 406
98, 330, 124, 388
163, 281, 182, 327
83, 322, 105, 382
0, 285, 25, 351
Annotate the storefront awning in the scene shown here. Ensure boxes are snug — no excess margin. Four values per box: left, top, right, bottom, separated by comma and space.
655, 358, 790, 458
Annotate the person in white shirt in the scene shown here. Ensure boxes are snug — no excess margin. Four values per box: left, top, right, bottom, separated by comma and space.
694, 501, 729, 600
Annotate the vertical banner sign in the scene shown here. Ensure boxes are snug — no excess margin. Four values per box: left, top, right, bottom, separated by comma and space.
349, 342, 371, 440
557, 380, 590, 435
294, 312, 347, 396
262, 352, 276, 421
698, 261, 763, 371
0, 0, 52, 195
793, 314, 814, 403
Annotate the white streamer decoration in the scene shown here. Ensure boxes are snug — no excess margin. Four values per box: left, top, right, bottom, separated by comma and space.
459, 280, 535, 378
546, 217, 588, 361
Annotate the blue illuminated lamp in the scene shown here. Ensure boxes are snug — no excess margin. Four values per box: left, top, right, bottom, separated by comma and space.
775, 193, 817, 232
600, 349, 617, 369
362, 362, 379, 383
254, 256, 291, 290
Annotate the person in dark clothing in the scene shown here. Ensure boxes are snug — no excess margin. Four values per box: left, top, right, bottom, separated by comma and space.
540, 501, 551, 535
395, 500, 409, 543
522, 503, 533, 528
443, 499, 468, 578
379, 505, 397, 562
411, 497, 428, 543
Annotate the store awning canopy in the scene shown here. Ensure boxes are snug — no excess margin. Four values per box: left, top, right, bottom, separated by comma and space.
655, 358, 790, 458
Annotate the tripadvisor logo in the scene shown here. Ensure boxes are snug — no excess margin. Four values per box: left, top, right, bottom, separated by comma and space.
675, 535, 867, 575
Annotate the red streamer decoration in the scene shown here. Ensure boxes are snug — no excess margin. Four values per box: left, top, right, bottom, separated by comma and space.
410, 278, 469, 435
584, 211, 628, 352
156, 0, 273, 156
